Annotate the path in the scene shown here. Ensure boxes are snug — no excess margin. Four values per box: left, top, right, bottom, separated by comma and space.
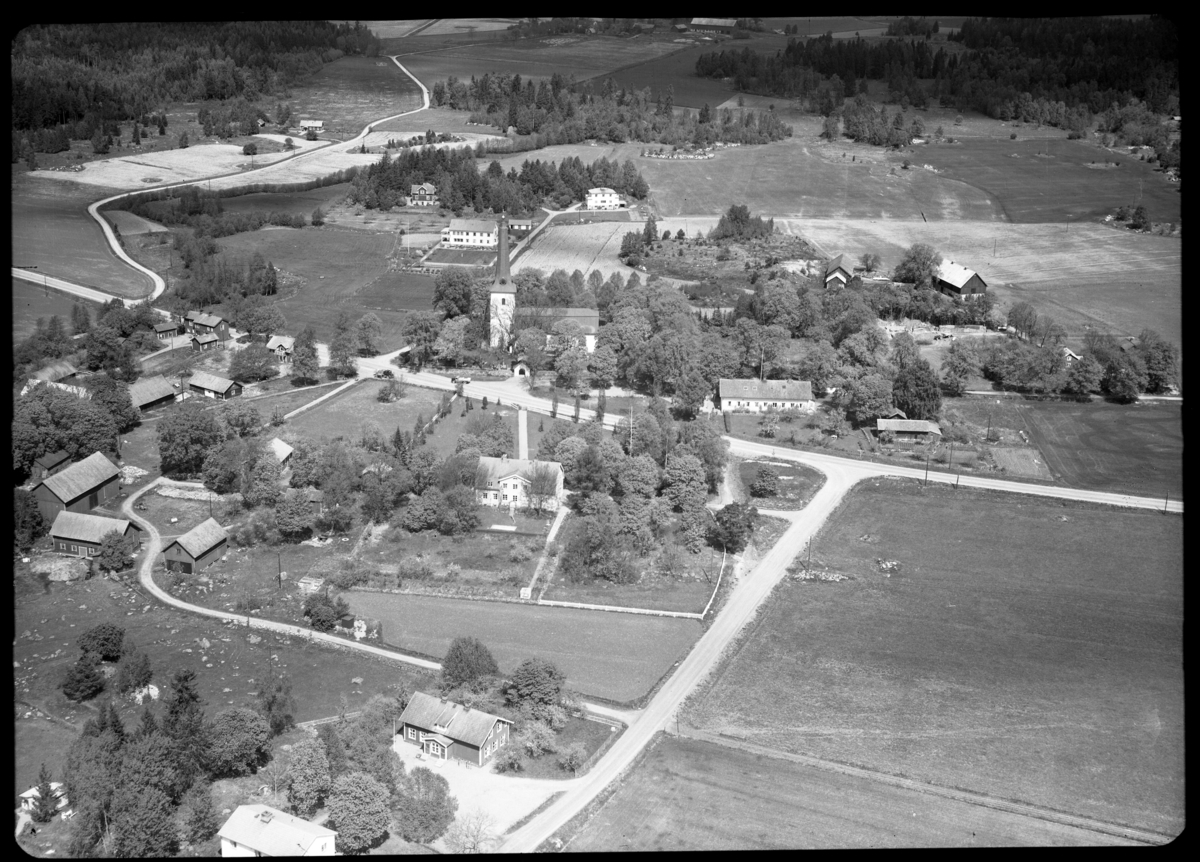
517, 407, 529, 459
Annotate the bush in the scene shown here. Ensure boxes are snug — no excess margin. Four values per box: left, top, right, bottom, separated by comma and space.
749, 466, 779, 498
508, 540, 535, 562
493, 747, 523, 773
62, 653, 105, 702
1010, 132, 1017, 139
77, 623, 125, 661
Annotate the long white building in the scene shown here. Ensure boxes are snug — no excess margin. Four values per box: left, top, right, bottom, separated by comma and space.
441, 218, 499, 247
585, 187, 623, 210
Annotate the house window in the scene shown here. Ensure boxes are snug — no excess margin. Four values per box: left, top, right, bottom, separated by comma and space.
502, 494, 508, 501
87, 547, 97, 556
408, 727, 417, 740
70, 545, 77, 553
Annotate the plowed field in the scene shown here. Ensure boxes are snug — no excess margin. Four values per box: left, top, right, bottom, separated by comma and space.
513, 222, 630, 278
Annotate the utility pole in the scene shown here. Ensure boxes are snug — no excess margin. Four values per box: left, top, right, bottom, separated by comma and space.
629, 403, 634, 451
277, 552, 282, 589
924, 446, 931, 487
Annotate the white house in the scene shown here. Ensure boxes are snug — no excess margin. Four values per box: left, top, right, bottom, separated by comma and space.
585, 187, 622, 210
475, 455, 565, 511
265, 335, 295, 360
19, 783, 69, 813
298, 119, 323, 133
218, 805, 336, 857
718, 379, 816, 413
441, 218, 499, 247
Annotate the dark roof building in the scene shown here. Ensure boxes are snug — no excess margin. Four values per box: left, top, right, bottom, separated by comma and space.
163, 518, 229, 574
33, 451, 122, 520
128, 375, 177, 411
397, 692, 514, 767
50, 511, 139, 558
876, 418, 942, 440
32, 450, 72, 480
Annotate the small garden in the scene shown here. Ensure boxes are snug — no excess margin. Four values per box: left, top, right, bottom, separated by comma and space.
737, 458, 825, 510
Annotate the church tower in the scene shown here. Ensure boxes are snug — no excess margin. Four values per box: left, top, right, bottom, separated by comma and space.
488, 216, 515, 348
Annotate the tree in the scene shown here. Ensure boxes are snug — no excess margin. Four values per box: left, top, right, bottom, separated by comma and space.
242, 141, 257, 156
892, 359, 942, 420
78, 623, 126, 661
442, 637, 500, 691
162, 668, 207, 783
526, 463, 562, 513
555, 346, 591, 394
317, 724, 348, 778
434, 315, 472, 367
402, 311, 444, 367
292, 326, 320, 384
157, 401, 226, 477
14, 488, 46, 553
893, 243, 941, 288
115, 645, 153, 694
243, 457, 283, 509
275, 489, 314, 539
88, 375, 139, 432
219, 400, 262, 438
229, 343, 279, 383
558, 742, 587, 776
710, 501, 757, 554
109, 785, 178, 857
329, 330, 358, 378
178, 131, 189, 148
182, 780, 220, 843
1063, 354, 1103, 395
504, 658, 566, 711
205, 707, 271, 778
356, 313, 384, 356
1137, 329, 1180, 393
433, 268, 476, 317
31, 763, 59, 824
62, 652, 106, 702
662, 451, 706, 512
327, 772, 391, 854
116, 727, 187, 805
859, 252, 882, 272
287, 737, 332, 817
1131, 205, 1150, 231
643, 214, 658, 247
841, 372, 895, 425
444, 809, 499, 854
749, 466, 779, 497
256, 672, 297, 737
392, 766, 458, 844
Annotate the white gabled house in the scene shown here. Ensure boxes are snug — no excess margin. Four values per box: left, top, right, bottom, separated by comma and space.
218, 804, 336, 857
717, 379, 816, 413
475, 455, 564, 511
585, 187, 622, 210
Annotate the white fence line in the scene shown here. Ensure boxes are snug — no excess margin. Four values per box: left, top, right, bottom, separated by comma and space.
536, 598, 702, 620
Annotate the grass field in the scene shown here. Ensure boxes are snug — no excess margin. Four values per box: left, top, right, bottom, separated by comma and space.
288, 55, 426, 137
214, 182, 351, 219
11, 175, 155, 297
566, 735, 1130, 850
513, 222, 631, 279
12, 278, 105, 341
1016, 400, 1184, 499
685, 480, 1184, 836
424, 246, 497, 266
215, 227, 429, 349
341, 592, 700, 702
373, 106, 481, 134
737, 458, 825, 510
284, 380, 447, 442
417, 18, 519, 36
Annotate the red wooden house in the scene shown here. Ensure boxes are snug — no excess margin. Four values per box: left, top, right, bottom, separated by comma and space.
396, 692, 513, 767
33, 452, 122, 521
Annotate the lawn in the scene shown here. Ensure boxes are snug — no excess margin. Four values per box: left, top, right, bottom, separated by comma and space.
285, 380, 448, 443
213, 182, 352, 220
737, 458, 826, 509
340, 593, 701, 703
421, 400, 518, 460
287, 55, 426, 137
684, 480, 1184, 836
215, 227, 431, 349
565, 735, 1130, 851
243, 381, 345, 421
12, 277, 106, 341
11, 174, 155, 298
423, 247, 498, 266
512, 716, 620, 781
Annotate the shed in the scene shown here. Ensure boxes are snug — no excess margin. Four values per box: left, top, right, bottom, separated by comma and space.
397, 692, 514, 767
163, 518, 228, 574
128, 375, 178, 411
304, 488, 325, 515
218, 804, 336, 857
154, 321, 181, 339
935, 260, 988, 299
32, 449, 72, 481
50, 511, 139, 558
876, 418, 943, 442
31, 359, 78, 383
33, 451, 122, 521
188, 371, 242, 400
268, 437, 294, 467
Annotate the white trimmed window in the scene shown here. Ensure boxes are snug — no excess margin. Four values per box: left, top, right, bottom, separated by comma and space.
407, 727, 417, 740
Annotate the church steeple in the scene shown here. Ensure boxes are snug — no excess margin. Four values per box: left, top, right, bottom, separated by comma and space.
492, 215, 513, 293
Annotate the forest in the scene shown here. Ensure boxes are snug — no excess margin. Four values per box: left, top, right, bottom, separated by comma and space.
431, 72, 792, 149
695, 17, 1178, 137
11, 22, 382, 133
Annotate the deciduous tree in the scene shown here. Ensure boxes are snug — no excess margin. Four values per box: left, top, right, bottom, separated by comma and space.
287, 737, 332, 817
78, 623, 125, 661
157, 400, 226, 477
893, 242, 941, 289
205, 707, 271, 778
392, 766, 458, 844
14, 489, 46, 553
892, 359, 942, 420
327, 772, 391, 854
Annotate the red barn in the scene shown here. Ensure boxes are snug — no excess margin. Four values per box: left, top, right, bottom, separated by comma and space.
33, 452, 122, 521
163, 518, 229, 574
935, 260, 988, 299
396, 692, 513, 767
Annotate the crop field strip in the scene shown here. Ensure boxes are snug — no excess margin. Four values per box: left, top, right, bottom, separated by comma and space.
685, 481, 1183, 836
513, 222, 630, 279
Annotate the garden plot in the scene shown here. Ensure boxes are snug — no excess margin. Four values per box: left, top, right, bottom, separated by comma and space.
514, 222, 630, 279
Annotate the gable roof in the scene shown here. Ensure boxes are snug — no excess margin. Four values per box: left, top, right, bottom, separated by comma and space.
218, 805, 336, 857
188, 371, 237, 393
193, 313, 225, 329
128, 375, 177, 409
154, 321, 180, 333
877, 418, 942, 435
305, 488, 324, 502
168, 517, 228, 559
936, 260, 985, 290
265, 335, 295, 352
691, 17, 737, 27
411, 182, 436, 194
22, 379, 93, 400
34, 450, 71, 471
719, 378, 814, 402
268, 438, 294, 463
50, 511, 133, 544
878, 407, 908, 420
185, 310, 203, 322
587, 187, 617, 195
446, 218, 498, 233
398, 691, 512, 748
38, 452, 121, 503
476, 456, 563, 488
825, 254, 850, 278
32, 360, 78, 382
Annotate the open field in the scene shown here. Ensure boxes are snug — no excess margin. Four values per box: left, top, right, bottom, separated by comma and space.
373, 106, 482, 134
418, 18, 519, 36
424, 246, 497, 266
12, 278, 105, 341
214, 182, 351, 220
567, 735, 1131, 850
514, 222, 630, 279
1016, 400, 1183, 499
685, 480, 1184, 836
781, 219, 1181, 346
341, 592, 700, 702
284, 380, 447, 442
215, 227, 428, 349
395, 36, 686, 87
11, 175, 155, 297
287, 55, 426, 137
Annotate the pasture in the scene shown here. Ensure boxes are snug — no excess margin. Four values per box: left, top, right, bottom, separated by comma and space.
215, 227, 430, 349
12, 278, 105, 342
214, 182, 352, 220
11, 175, 155, 298
685, 480, 1184, 836
566, 736, 1127, 850
395, 35, 686, 87
342, 592, 700, 702
416, 18, 519, 36
373, 106, 480, 134
423, 247, 497, 266
513, 222, 631, 279
1016, 400, 1184, 499
781, 218, 1182, 347
287, 55, 426, 136
284, 380, 446, 442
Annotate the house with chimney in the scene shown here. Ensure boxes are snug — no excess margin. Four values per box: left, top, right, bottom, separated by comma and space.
408, 182, 438, 206
218, 805, 336, 857
717, 379, 816, 413
475, 455, 565, 512
396, 691, 513, 767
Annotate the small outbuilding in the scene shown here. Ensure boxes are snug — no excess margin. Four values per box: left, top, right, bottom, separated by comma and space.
268, 437, 294, 467
266, 335, 295, 359
824, 254, 852, 288
188, 371, 242, 400
50, 511, 140, 558
32, 449, 72, 481
218, 804, 336, 857
304, 488, 325, 515
163, 517, 228, 574
876, 418, 943, 443
128, 375, 178, 411
19, 783, 68, 813
33, 451, 122, 521
396, 691, 514, 767
154, 321, 182, 339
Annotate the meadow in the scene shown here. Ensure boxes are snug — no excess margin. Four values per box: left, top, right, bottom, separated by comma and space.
566, 735, 1128, 851
215, 227, 432, 349
11, 175, 155, 298
284, 380, 447, 442
287, 55, 426, 136
342, 592, 700, 702
684, 480, 1184, 836
513, 222, 631, 279
416, 18, 518, 37
213, 182, 352, 219
11, 278, 105, 341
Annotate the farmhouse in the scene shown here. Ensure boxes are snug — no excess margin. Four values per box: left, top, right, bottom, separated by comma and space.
188, 371, 242, 400
50, 511, 140, 558
32, 449, 72, 481
33, 451, 122, 521
476, 454, 565, 511
585, 187, 623, 210
266, 335, 295, 360
935, 260, 988, 300
718, 379, 816, 412
163, 517, 229, 574
128, 375, 178, 411
396, 692, 514, 766
154, 321, 181, 339
690, 17, 737, 34
824, 254, 852, 288
409, 182, 438, 206
441, 218, 499, 247
268, 437, 294, 467
876, 418, 942, 442
1061, 347, 1081, 363
218, 804, 336, 857
186, 312, 230, 340
298, 119, 324, 133
19, 783, 68, 813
